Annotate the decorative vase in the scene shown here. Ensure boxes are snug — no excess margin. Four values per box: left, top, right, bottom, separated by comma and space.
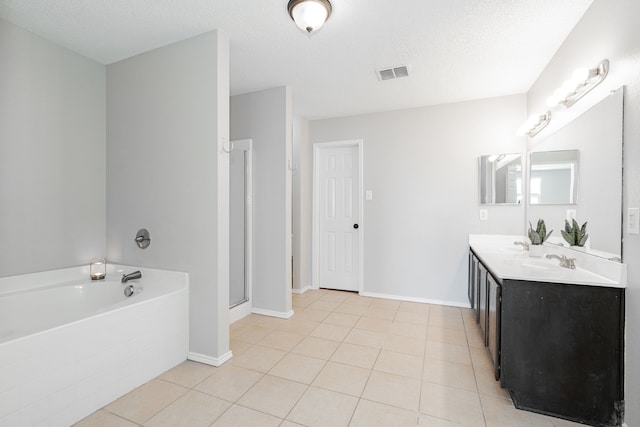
529, 245, 544, 257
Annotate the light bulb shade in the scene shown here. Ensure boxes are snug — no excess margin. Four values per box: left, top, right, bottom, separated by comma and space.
288, 0, 332, 34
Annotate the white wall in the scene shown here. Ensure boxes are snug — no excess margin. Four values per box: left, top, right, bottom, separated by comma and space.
106, 31, 231, 364
525, 0, 640, 423
231, 87, 293, 316
0, 19, 106, 277
308, 95, 527, 305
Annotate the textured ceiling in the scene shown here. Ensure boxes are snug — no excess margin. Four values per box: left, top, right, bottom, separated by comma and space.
0, 0, 594, 119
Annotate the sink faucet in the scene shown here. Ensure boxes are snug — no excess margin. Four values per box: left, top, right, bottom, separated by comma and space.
513, 241, 530, 250
121, 270, 142, 283
546, 254, 576, 269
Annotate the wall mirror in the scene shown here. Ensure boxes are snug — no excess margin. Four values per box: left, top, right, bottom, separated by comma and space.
479, 153, 523, 205
527, 88, 623, 260
529, 150, 579, 205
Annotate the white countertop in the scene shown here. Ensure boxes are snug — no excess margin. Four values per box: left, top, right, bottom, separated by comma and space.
469, 234, 627, 288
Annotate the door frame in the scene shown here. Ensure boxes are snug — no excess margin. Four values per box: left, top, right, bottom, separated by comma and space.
229, 139, 253, 323
312, 139, 364, 293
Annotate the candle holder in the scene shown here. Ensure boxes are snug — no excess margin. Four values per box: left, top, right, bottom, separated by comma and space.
90, 257, 106, 280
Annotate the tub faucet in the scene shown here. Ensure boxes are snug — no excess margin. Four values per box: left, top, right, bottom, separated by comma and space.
546, 254, 576, 269
513, 241, 529, 250
121, 270, 142, 283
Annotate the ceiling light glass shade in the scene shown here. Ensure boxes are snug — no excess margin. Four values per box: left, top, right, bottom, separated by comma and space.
288, 0, 332, 34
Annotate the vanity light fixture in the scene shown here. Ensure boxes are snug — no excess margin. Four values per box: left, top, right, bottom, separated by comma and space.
545, 59, 609, 109
288, 0, 332, 35
517, 111, 552, 138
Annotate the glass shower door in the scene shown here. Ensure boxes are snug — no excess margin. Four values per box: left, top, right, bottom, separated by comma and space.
229, 140, 251, 308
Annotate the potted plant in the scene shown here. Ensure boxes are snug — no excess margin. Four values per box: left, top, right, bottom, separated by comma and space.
561, 219, 588, 247
528, 219, 553, 257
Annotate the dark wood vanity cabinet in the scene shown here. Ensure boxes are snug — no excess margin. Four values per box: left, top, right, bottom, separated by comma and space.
468, 249, 625, 426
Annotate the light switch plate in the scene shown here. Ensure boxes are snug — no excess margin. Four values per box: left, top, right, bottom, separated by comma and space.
479, 209, 488, 221
628, 208, 640, 234
365, 190, 373, 201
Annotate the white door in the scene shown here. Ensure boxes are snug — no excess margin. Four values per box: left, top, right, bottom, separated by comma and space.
316, 144, 360, 291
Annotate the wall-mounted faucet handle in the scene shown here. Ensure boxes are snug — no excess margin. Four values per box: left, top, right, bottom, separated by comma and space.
135, 228, 151, 249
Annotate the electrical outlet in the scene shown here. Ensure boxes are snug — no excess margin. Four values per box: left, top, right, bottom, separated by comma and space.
479, 209, 488, 221
628, 208, 640, 234
365, 190, 373, 201
566, 209, 577, 221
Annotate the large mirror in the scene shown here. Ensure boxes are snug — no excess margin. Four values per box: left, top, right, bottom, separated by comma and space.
527, 88, 623, 260
479, 154, 523, 204
529, 150, 579, 205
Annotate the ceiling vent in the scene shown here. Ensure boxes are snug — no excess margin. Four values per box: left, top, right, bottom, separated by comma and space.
376, 65, 410, 81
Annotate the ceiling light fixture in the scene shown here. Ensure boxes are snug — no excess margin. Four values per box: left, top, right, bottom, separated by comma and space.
288, 0, 332, 35
545, 59, 609, 109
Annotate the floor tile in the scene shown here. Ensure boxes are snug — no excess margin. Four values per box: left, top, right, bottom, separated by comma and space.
287, 386, 358, 427
143, 390, 230, 427
350, 399, 418, 427
389, 321, 427, 339
309, 299, 342, 312
373, 350, 423, 379
231, 324, 271, 344
480, 394, 561, 427
229, 338, 252, 356
195, 365, 263, 402
398, 301, 430, 314
268, 352, 326, 384
310, 322, 352, 341
362, 371, 421, 411
363, 307, 397, 320
395, 310, 429, 325
291, 336, 340, 360
331, 342, 380, 369
292, 308, 332, 322
354, 316, 393, 333
312, 361, 371, 396
369, 298, 401, 311
423, 358, 477, 391
209, 404, 282, 427
427, 325, 469, 346
419, 382, 484, 425
230, 345, 286, 373
75, 410, 137, 427
382, 333, 426, 356
343, 328, 386, 348
323, 312, 361, 328
157, 360, 216, 388
417, 414, 466, 426
425, 341, 472, 365
237, 375, 307, 418
277, 319, 320, 335
104, 379, 188, 424
335, 303, 369, 316
256, 330, 305, 352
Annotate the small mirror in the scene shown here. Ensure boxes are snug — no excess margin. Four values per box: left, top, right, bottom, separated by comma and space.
529, 150, 579, 205
479, 154, 523, 204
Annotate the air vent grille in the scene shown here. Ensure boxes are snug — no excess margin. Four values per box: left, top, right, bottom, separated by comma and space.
376, 65, 410, 81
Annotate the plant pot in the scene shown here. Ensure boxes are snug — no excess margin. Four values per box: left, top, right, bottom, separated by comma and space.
529, 244, 544, 257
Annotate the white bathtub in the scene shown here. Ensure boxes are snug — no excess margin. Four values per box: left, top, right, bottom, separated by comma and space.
0, 265, 189, 426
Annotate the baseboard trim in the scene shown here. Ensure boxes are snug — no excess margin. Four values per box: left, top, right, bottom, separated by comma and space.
187, 351, 233, 367
251, 307, 295, 319
292, 286, 312, 294
230, 301, 252, 323
359, 291, 471, 309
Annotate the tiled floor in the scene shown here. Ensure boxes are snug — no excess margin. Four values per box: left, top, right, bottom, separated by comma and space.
76, 289, 583, 426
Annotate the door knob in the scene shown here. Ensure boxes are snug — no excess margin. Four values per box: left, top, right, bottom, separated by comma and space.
353, 224, 359, 229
